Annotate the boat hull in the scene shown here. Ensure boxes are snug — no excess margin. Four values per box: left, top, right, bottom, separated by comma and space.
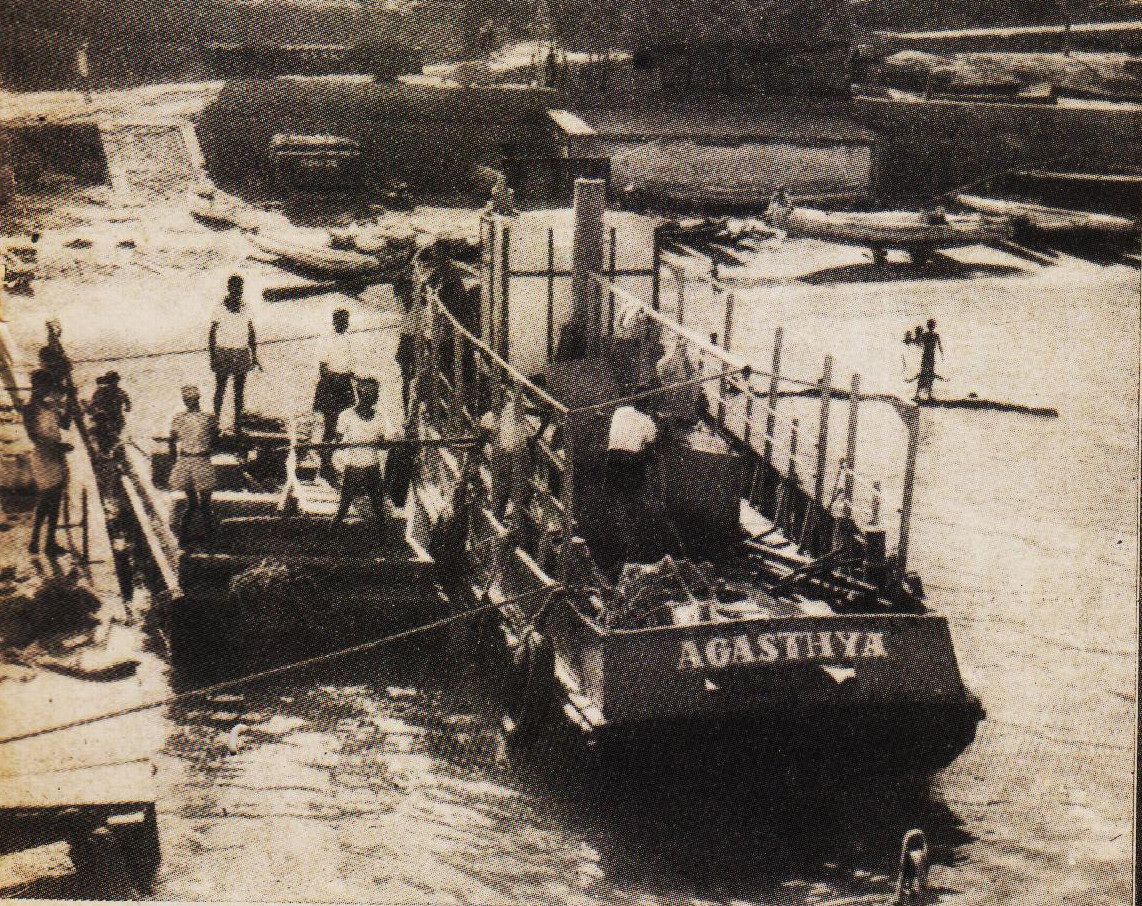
247, 231, 382, 278
955, 193, 1138, 236
771, 204, 1013, 252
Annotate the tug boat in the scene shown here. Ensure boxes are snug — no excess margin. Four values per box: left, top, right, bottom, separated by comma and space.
407, 197, 984, 773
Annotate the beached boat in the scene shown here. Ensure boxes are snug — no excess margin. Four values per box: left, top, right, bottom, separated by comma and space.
407, 202, 984, 773
955, 194, 1139, 238
187, 185, 261, 230
767, 200, 1014, 264
118, 417, 470, 663
245, 228, 383, 278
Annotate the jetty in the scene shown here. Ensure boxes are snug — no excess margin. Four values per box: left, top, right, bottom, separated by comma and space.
0, 322, 162, 897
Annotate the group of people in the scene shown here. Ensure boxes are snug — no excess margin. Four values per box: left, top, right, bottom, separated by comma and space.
167, 274, 405, 543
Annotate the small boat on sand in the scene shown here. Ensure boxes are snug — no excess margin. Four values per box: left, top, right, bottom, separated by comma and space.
954, 194, 1139, 238
187, 185, 261, 230
767, 200, 1014, 264
246, 228, 384, 279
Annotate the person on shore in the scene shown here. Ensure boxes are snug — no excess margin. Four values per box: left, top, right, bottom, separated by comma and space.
906, 319, 944, 401
332, 377, 396, 535
209, 275, 259, 434
25, 369, 72, 557
169, 385, 218, 543
87, 371, 131, 458
314, 308, 356, 481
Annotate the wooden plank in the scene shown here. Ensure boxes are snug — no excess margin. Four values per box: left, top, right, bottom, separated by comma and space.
0, 760, 154, 811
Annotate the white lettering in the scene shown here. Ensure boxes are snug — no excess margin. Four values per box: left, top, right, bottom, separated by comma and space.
862, 632, 888, 658
806, 631, 835, 660
678, 640, 704, 671
779, 632, 802, 660
837, 631, 863, 658
756, 634, 779, 662
705, 637, 732, 669
731, 634, 756, 665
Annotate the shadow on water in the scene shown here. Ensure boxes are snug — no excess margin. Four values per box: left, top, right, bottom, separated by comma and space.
798, 254, 1024, 286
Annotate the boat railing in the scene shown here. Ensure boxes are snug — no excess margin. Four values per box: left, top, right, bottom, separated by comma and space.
590, 272, 921, 575
417, 292, 576, 592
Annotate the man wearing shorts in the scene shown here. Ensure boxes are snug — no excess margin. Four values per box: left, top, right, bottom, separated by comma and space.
209, 275, 259, 433
169, 385, 218, 542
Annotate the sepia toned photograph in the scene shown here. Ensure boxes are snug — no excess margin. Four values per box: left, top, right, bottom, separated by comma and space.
0, 0, 1137, 902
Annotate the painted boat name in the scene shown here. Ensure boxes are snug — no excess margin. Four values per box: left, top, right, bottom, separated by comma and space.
678, 631, 888, 671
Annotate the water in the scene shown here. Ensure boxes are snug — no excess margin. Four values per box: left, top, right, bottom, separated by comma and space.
5, 165, 1135, 903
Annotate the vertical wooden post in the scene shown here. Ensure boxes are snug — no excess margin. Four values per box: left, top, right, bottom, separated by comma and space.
571, 178, 606, 355
677, 272, 686, 325
500, 226, 511, 362
651, 233, 662, 311
762, 327, 783, 514
559, 413, 576, 581
481, 216, 495, 341
897, 405, 921, 574
546, 227, 555, 363
718, 292, 736, 427
843, 373, 861, 517
814, 355, 833, 506
606, 225, 617, 338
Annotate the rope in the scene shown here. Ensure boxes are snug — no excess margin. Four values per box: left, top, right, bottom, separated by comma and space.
0, 584, 560, 748
63, 318, 402, 367
564, 365, 753, 417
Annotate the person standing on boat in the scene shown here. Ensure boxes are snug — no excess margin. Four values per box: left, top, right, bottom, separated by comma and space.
395, 271, 425, 415
313, 308, 356, 481
482, 382, 532, 521
654, 337, 703, 434
209, 275, 259, 435
169, 385, 218, 543
87, 370, 131, 458
25, 370, 73, 557
606, 395, 659, 531
332, 377, 395, 535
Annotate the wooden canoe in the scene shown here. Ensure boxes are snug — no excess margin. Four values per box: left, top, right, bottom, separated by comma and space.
245, 229, 383, 278
955, 194, 1138, 237
767, 203, 1014, 253
187, 187, 262, 231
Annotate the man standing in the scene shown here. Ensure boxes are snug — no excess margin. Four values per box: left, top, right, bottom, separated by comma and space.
606, 397, 658, 507
907, 318, 944, 401
209, 275, 258, 434
395, 273, 425, 413
314, 308, 356, 478
76, 41, 92, 104
26, 370, 72, 557
332, 378, 396, 536
169, 385, 217, 543
87, 370, 131, 458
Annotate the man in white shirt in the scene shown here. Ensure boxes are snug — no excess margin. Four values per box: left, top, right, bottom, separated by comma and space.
313, 308, 356, 479
209, 275, 259, 434
332, 378, 397, 535
606, 396, 658, 503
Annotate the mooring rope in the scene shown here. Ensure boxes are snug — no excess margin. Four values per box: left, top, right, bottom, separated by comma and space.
63, 317, 402, 367
0, 584, 559, 748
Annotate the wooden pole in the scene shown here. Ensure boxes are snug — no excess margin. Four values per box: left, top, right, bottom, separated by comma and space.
607, 225, 617, 338
718, 292, 736, 427
843, 373, 861, 517
897, 406, 921, 574
546, 227, 555, 363
762, 327, 783, 512
500, 225, 511, 362
571, 178, 606, 355
651, 233, 662, 311
814, 355, 833, 505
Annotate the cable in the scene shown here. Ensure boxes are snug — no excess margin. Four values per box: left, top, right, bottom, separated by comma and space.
0, 584, 559, 748
65, 318, 402, 367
